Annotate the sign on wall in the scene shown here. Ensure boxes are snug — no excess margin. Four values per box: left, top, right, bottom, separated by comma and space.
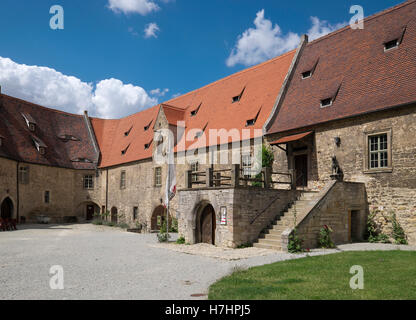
220, 207, 227, 225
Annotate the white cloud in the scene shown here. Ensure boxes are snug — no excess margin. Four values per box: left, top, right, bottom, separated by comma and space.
150, 88, 169, 97
0, 56, 157, 119
107, 0, 159, 15
226, 10, 300, 67
144, 22, 160, 38
226, 10, 345, 67
307, 16, 346, 41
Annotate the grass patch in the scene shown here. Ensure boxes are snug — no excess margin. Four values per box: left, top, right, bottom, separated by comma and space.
209, 251, 416, 300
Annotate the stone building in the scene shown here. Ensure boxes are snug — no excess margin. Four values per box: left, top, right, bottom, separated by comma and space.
265, 0, 416, 246
1, 0, 415, 250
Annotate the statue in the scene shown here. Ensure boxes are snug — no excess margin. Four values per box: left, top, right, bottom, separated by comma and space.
331, 156, 344, 181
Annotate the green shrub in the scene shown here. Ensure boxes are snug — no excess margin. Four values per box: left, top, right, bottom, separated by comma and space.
117, 223, 129, 229
157, 232, 171, 243
366, 211, 390, 243
288, 229, 303, 253
176, 236, 186, 244
251, 144, 274, 187
391, 213, 408, 245
92, 220, 103, 225
318, 225, 336, 248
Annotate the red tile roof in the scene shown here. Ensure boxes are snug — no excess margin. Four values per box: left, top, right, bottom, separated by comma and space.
0, 94, 98, 169
92, 50, 295, 168
267, 0, 416, 134
270, 131, 313, 145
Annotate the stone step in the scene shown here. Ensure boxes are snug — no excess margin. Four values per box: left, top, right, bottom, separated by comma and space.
257, 239, 281, 246
262, 234, 281, 241
253, 243, 282, 251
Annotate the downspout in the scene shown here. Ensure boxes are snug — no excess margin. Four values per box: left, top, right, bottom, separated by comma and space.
106, 169, 109, 212
16, 161, 19, 222
263, 34, 309, 135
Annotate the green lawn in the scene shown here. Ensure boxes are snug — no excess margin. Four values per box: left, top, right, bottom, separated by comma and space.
209, 251, 416, 300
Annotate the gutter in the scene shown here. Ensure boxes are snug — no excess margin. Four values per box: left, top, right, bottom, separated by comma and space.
263, 34, 309, 135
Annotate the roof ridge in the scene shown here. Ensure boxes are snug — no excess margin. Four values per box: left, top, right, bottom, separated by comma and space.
1, 93, 84, 118
308, 0, 415, 45
165, 49, 296, 105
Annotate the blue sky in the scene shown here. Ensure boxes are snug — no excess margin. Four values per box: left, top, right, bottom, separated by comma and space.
0, 0, 401, 118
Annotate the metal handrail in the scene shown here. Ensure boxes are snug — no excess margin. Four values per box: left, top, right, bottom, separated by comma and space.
250, 194, 281, 225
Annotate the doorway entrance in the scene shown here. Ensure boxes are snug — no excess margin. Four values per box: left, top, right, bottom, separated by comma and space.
151, 205, 166, 231
111, 207, 118, 223
294, 154, 308, 187
349, 210, 361, 242
86, 205, 95, 221
196, 204, 216, 245
1, 197, 13, 220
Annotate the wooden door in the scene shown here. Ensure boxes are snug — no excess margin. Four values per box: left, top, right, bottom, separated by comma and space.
86, 205, 94, 221
201, 206, 216, 245
295, 155, 308, 187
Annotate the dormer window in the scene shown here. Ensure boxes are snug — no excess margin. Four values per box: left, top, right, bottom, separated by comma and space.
144, 120, 153, 131
384, 25, 406, 52
232, 87, 246, 103
246, 107, 262, 127
32, 137, 47, 155
58, 134, 80, 142
190, 103, 202, 117
145, 140, 153, 150
302, 70, 312, 79
22, 113, 36, 132
301, 58, 319, 80
121, 144, 130, 155
194, 123, 208, 140
124, 126, 133, 137
320, 98, 333, 108
71, 157, 92, 163
384, 39, 399, 51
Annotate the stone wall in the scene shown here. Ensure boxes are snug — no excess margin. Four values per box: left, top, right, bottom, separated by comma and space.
282, 181, 368, 250
177, 186, 298, 248
268, 105, 416, 245
0, 157, 102, 223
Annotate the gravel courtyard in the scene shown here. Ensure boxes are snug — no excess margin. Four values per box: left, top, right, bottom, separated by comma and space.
1, 224, 414, 300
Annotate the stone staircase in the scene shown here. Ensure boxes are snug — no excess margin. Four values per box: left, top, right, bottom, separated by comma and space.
253, 191, 321, 251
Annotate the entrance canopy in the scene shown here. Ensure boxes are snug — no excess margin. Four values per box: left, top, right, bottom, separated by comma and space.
270, 131, 313, 145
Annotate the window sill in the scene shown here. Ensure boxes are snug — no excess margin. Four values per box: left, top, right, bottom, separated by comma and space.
363, 168, 393, 174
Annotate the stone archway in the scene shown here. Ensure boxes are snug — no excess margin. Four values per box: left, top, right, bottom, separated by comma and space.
151, 205, 166, 231
195, 203, 216, 245
1, 197, 14, 220
111, 207, 118, 223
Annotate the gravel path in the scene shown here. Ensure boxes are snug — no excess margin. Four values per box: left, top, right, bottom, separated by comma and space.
0, 224, 415, 300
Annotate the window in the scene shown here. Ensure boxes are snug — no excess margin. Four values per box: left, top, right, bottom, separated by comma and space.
19, 167, 29, 184
145, 140, 153, 150
121, 144, 130, 155
133, 207, 138, 220
120, 171, 126, 189
191, 103, 202, 117
302, 70, 312, 79
232, 87, 246, 103
369, 134, 388, 169
22, 113, 36, 132
44, 191, 50, 204
124, 126, 133, 137
242, 153, 252, 178
384, 39, 399, 51
83, 175, 94, 189
364, 130, 392, 173
246, 108, 262, 127
190, 162, 199, 183
144, 120, 153, 131
320, 98, 333, 108
154, 167, 162, 187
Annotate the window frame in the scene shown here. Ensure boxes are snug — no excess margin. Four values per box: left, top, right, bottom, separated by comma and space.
44, 190, 50, 204
154, 167, 162, 187
83, 174, 94, 190
364, 129, 392, 173
19, 166, 29, 184
133, 207, 138, 220
190, 161, 199, 183
241, 153, 253, 179
120, 170, 127, 189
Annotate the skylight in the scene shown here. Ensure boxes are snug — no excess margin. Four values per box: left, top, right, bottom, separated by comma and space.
145, 140, 153, 150
384, 39, 399, 51
302, 71, 312, 79
21, 113, 36, 132
71, 158, 92, 163
144, 120, 153, 131
301, 58, 319, 80
320, 98, 333, 108
124, 126, 133, 137
121, 144, 130, 155
246, 107, 262, 127
384, 25, 406, 52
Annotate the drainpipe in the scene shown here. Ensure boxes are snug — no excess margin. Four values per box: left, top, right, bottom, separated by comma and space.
16, 162, 20, 222
106, 169, 109, 212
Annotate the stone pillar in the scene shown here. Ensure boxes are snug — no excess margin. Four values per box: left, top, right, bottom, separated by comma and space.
289, 169, 296, 190
263, 167, 272, 189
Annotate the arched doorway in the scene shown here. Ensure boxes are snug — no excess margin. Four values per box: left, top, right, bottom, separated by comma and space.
151, 205, 166, 231
196, 204, 216, 245
111, 207, 118, 223
1, 197, 14, 220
